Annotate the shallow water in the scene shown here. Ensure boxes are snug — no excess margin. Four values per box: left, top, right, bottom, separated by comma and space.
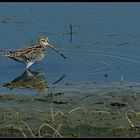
0, 3, 140, 96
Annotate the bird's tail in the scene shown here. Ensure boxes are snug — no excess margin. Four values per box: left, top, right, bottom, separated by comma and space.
0, 50, 9, 56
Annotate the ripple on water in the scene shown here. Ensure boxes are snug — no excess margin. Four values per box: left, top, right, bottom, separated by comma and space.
61, 49, 140, 78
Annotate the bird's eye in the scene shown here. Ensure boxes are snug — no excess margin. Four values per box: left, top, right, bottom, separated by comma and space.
42, 40, 46, 42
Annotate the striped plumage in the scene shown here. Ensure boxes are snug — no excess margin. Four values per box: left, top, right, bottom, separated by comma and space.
5, 45, 46, 69
2, 36, 66, 69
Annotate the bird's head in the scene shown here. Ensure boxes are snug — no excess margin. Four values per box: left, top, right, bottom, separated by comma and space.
38, 36, 50, 47
38, 36, 67, 59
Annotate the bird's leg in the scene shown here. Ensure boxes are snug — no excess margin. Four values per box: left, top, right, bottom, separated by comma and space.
25, 69, 34, 77
25, 62, 34, 70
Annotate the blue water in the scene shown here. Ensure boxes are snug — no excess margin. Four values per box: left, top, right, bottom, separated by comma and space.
0, 2, 140, 95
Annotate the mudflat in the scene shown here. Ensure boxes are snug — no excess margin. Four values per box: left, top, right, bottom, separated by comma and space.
0, 82, 140, 138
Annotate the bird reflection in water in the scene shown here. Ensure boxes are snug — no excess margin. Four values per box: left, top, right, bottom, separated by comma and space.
3, 69, 65, 96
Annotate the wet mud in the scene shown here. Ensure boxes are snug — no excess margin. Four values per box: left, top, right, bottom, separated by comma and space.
0, 82, 140, 137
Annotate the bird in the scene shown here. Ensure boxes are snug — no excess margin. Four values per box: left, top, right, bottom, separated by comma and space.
1, 36, 67, 69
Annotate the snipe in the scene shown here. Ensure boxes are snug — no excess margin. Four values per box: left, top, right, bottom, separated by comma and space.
2, 36, 66, 69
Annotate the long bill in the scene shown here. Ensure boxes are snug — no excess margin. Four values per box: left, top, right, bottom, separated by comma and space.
48, 45, 67, 59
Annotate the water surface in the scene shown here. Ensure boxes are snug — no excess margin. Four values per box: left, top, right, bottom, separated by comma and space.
0, 2, 140, 96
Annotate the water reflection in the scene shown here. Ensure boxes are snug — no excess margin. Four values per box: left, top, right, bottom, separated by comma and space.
3, 69, 49, 95
3, 69, 66, 96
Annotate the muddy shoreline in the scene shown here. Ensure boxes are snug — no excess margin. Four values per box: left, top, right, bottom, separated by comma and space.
0, 82, 140, 137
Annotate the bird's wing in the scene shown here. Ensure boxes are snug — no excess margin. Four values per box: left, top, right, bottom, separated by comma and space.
4, 45, 40, 62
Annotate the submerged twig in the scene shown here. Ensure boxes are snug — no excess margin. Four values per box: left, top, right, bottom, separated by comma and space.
70, 23, 73, 44
90, 110, 110, 115
53, 123, 63, 137
19, 126, 27, 138
16, 112, 19, 126
68, 107, 84, 114
54, 111, 65, 117
51, 108, 54, 122
125, 110, 136, 127
32, 108, 45, 113
38, 123, 62, 138
120, 74, 124, 83
116, 41, 130, 46
22, 121, 35, 138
